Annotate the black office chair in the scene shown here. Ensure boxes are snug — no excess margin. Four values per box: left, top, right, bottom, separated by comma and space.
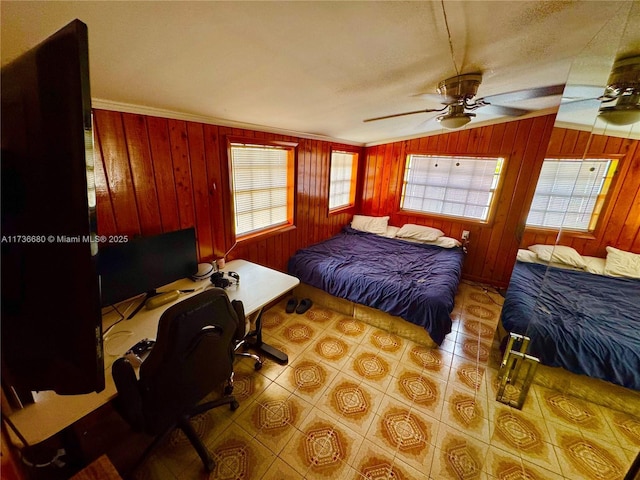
112, 288, 241, 474
230, 298, 263, 370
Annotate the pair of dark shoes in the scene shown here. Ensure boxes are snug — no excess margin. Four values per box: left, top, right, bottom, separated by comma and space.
286, 297, 312, 314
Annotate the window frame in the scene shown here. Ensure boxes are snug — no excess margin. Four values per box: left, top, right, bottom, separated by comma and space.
525, 155, 620, 234
399, 153, 507, 225
328, 148, 360, 215
226, 136, 297, 242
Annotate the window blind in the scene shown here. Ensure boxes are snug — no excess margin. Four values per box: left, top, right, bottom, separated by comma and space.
230, 144, 289, 236
329, 151, 356, 210
401, 155, 503, 221
526, 159, 610, 230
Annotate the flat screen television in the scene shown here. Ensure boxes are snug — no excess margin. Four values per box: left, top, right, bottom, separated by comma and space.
98, 228, 199, 310
1, 20, 105, 403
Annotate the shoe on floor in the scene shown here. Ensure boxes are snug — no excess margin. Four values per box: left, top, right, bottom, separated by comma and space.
285, 297, 298, 314
296, 298, 313, 314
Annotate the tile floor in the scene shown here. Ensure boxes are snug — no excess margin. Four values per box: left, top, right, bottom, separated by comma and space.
133, 282, 640, 480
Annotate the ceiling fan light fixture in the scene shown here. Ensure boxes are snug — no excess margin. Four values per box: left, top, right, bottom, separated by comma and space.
598, 105, 640, 125
437, 105, 476, 129
598, 56, 640, 126
598, 92, 640, 126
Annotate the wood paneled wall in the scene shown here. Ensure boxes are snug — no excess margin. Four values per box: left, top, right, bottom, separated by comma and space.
361, 116, 557, 287
92, 109, 361, 273
520, 128, 640, 256
361, 117, 640, 286
94, 108, 639, 288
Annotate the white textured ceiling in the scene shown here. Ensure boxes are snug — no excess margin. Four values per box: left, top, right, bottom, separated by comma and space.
1, 1, 639, 145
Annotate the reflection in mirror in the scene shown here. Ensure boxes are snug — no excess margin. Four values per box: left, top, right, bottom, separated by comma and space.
497, 1, 640, 413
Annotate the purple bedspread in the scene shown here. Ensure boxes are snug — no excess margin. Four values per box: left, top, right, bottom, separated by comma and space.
287, 227, 465, 345
502, 262, 640, 390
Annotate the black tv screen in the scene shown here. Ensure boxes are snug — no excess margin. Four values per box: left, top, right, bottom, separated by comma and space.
98, 228, 199, 307
1, 20, 104, 401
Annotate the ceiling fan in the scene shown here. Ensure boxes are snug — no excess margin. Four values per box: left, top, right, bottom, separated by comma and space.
363, 73, 565, 129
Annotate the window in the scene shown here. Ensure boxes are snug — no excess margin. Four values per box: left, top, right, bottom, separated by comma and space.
229, 141, 295, 238
401, 154, 504, 222
526, 158, 617, 231
329, 150, 358, 211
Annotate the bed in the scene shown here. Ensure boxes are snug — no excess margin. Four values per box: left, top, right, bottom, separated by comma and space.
500, 259, 640, 391
287, 226, 465, 346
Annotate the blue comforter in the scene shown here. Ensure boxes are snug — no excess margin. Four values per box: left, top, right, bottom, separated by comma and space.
501, 262, 640, 390
287, 227, 465, 345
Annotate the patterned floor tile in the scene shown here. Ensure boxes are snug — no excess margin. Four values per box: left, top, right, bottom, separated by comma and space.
261, 457, 304, 480
328, 316, 372, 343
315, 371, 383, 436
348, 345, 396, 392
432, 424, 489, 480
553, 433, 629, 480
310, 333, 358, 369
353, 439, 430, 480
276, 354, 340, 404
400, 342, 453, 382
363, 328, 407, 361
234, 383, 314, 455
385, 364, 445, 419
441, 388, 491, 443
372, 400, 437, 472
485, 445, 564, 480
536, 387, 617, 442
598, 406, 640, 451
136, 281, 638, 480
199, 423, 275, 480
489, 406, 561, 474
280, 407, 364, 479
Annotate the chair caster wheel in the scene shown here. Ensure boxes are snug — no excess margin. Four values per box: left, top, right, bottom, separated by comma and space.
205, 458, 215, 473
230, 400, 239, 411
254, 361, 263, 370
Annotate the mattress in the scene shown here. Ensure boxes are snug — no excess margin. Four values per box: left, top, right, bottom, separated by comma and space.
501, 261, 640, 390
287, 227, 465, 345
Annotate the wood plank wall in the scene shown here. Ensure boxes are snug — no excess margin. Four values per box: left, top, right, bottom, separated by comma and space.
361, 115, 557, 288
92, 109, 361, 273
520, 128, 640, 256
94, 108, 639, 289
361, 116, 640, 286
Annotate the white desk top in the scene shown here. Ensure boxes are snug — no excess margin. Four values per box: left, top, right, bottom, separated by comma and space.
6, 259, 299, 446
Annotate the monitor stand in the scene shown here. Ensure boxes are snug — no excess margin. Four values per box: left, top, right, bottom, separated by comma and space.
127, 290, 158, 319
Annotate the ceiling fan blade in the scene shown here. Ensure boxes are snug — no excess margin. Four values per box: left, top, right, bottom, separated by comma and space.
558, 97, 603, 113
478, 104, 532, 116
479, 84, 566, 105
363, 107, 445, 123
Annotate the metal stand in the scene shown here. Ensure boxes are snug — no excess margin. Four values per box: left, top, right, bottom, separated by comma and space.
496, 333, 539, 409
244, 308, 288, 364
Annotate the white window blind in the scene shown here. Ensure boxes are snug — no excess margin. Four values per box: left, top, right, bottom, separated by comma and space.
329, 151, 357, 210
526, 158, 610, 230
230, 144, 290, 236
401, 155, 504, 221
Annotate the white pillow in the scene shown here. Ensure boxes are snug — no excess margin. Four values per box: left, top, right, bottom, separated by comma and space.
583, 256, 606, 276
382, 225, 400, 238
351, 215, 389, 235
517, 249, 540, 263
528, 244, 586, 269
396, 223, 445, 242
604, 246, 640, 279
432, 236, 461, 248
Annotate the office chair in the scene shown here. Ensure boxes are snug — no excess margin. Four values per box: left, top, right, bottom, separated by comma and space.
112, 288, 241, 474
230, 298, 263, 370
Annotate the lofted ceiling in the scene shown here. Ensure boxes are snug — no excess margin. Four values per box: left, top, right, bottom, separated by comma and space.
1, 1, 638, 145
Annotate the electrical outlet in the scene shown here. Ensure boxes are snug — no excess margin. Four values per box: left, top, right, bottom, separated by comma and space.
462, 230, 470, 240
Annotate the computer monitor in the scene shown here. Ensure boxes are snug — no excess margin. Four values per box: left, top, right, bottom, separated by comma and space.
98, 228, 199, 308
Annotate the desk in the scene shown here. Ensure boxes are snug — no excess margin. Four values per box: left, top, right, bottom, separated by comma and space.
5, 260, 299, 446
